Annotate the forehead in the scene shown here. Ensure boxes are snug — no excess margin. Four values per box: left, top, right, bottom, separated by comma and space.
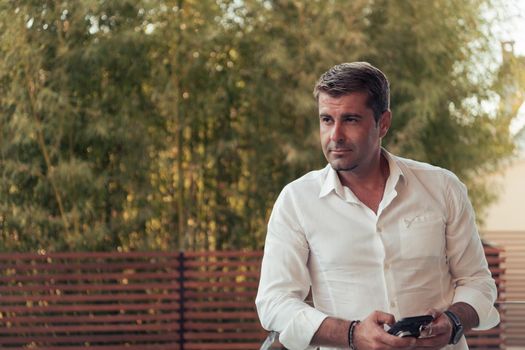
318, 92, 371, 114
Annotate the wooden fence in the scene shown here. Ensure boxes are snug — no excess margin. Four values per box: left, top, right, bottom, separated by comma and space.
0, 251, 263, 349
483, 231, 525, 348
0, 246, 505, 349
464, 245, 505, 349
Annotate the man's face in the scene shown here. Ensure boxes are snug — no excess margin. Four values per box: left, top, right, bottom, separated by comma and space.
318, 91, 390, 173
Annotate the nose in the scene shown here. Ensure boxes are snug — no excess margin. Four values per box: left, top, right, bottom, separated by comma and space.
330, 121, 344, 142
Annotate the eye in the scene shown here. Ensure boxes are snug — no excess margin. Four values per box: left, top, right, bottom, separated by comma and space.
344, 116, 359, 123
320, 116, 333, 124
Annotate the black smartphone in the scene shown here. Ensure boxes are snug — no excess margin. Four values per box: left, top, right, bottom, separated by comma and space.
387, 315, 434, 338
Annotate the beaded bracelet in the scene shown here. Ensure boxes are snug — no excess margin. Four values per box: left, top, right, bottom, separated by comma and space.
348, 320, 361, 350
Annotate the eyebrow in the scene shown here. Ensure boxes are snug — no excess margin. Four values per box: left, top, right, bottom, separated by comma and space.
341, 113, 363, 119
319, 113, 364, 119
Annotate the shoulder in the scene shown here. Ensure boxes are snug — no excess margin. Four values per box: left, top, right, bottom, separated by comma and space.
274, 166, 329, 209
282, 165, 329, 194
269, 166, 328, 232
393, 154, 462, 187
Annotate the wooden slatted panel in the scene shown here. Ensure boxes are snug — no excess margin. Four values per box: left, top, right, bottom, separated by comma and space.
499, 301, 525, 347
0, 247, 505, 349
183, 250, 265, 350
483, 231, 525, 348
0, 252, 181, 349
466, 244, 505, 349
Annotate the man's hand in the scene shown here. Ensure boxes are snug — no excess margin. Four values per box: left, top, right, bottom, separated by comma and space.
353, 311, 416, 350
413, 309, 452, 349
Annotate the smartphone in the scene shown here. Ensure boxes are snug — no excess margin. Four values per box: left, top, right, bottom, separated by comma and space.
387, 315, 434, 338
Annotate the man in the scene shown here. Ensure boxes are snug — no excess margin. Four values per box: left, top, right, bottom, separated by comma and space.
255, 62, 499, 350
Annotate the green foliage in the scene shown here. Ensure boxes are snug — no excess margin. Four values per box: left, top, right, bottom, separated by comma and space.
360, 0, 517, 218
0, 1, 162, 251
0, 0, 520, 251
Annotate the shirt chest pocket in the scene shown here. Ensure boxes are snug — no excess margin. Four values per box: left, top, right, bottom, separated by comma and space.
398, 213, 446, 259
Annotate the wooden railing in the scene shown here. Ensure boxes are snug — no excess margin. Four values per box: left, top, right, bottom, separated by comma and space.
0, 251, 264, 349
464, 245, 505, 349
0, 246, 504, 349
483, 230, 525, 348
182, 251, 263, 349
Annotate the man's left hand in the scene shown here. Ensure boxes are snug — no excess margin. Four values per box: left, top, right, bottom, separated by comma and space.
412, 309, 452, 349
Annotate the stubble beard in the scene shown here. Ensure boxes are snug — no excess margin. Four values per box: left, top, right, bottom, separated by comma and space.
328, 156, 359, 172
330, 162, 358, 172
324, 141, 359, 172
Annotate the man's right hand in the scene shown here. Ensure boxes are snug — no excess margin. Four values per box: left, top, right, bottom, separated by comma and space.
353, 311, 416, 350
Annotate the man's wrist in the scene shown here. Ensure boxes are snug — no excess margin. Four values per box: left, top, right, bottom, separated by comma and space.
311, 317, 355, 348
347, 320, 360, 350
444, 310, 464, 344
447, 302, 480, 331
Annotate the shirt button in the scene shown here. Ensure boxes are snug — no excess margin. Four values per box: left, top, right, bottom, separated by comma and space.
390, 300, 396, 308
377, 227, 383, 233
384, 263, 391, 270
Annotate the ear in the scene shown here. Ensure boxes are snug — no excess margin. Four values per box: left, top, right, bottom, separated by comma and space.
378, 110, 391, 138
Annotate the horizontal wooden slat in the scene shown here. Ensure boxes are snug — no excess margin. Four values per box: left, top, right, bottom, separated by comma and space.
184, 322, 262, 330
0, 282, 179, 293
184, 331, 265, 339
184, 343, 261, 350
0, 272, 178, 283
184, 260, 260, 268
10, 346, 181, 350
0, 261, 180, 272
184, 301, 255, 309
183, 270, 260, 278
466, 328, 502, 336
184, 281, 258, 288
184, 291, 256, 299
184, 250, 263, 258
0, 251, 181, 260
466, 339, 503, 345
0, 322, 180, 334
185, 311, 258, 319
0, 302, 180, 313
0, 313, 180, 324
0, 292, 179, 304
0, 333, 180, 345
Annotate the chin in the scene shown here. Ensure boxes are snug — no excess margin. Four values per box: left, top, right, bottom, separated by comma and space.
329, 161, 357, 172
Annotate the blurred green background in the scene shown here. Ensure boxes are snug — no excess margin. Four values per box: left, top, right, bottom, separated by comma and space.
0, 0, 523, 252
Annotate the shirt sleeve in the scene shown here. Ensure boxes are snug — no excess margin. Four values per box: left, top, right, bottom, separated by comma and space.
445, 174, 500, 330
255, 186, 328, 350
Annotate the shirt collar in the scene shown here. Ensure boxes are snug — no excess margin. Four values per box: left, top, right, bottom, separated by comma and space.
318, 148, 406, 200
382, 149, 406, 189
319, 164, 343, 199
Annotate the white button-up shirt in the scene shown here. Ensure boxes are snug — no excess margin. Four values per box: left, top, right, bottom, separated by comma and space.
255, 151, 499, 350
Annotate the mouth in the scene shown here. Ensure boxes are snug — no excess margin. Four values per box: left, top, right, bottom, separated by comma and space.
330, 149, 352, 155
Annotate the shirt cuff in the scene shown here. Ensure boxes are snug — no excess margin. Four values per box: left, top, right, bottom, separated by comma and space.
279, 307, 329, 350
453, 286, 500, 330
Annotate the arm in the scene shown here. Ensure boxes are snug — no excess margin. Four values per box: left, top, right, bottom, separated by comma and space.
255, 188, 328, 350
444, 175, 500, 330
415, 175, 499, 349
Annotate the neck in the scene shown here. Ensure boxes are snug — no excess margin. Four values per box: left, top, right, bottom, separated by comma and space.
337, 151, 390, 214
338, 151, 389, 191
